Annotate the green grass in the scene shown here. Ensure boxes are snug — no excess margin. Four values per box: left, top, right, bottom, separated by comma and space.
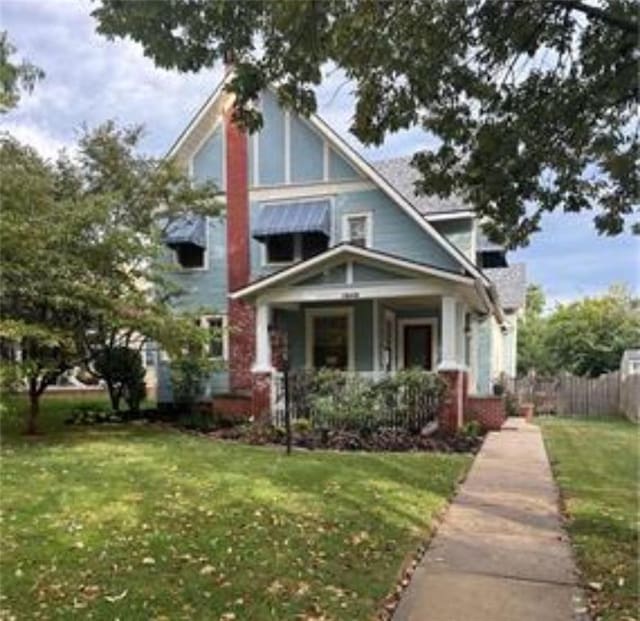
539, 416, 639, 621
0, 396, 471, 620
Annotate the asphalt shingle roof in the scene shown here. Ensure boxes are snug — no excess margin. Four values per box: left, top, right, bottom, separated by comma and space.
373, 156, 469, 215
485, 263, 527, 310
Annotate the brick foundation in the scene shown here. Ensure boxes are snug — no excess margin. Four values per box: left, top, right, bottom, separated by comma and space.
251, 372, 272, 421
438, 370, 467, 434
210, 394, 252, 423
466, 396, 506, 431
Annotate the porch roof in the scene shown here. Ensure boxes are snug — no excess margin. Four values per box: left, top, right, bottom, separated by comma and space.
230, 243, 477, 301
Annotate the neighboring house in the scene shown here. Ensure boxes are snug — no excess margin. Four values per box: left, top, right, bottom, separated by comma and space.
621, 349, 640, 376
156, 72, 526, 431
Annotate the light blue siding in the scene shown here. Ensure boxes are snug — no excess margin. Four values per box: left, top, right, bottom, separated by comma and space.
290, 115, 324, 183
335, 190, 463, 272
258, 90, 285, 185
295, 264, 347, 286
329, 148, 361, 180
275, 301, 374, 371
168, 216, 228, 313
192, 125, 224, 190
353, 263, 409, 282
433, 219, 473, 258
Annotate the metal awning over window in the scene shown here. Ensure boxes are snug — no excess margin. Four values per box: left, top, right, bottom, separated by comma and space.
163, 215, 206, 249
252, 200, 331, 241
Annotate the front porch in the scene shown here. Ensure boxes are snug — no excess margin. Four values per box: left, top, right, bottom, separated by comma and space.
231, 244, 500, 432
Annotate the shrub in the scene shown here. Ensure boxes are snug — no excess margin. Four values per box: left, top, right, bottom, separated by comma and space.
459, 420, 482, 439
169, 356, 213, 416
93, 346, 147, 412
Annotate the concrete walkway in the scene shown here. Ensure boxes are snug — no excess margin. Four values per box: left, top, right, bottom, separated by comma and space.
394, 418, 588, 621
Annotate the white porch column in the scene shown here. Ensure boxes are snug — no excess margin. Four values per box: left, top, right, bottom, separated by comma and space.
439, 296, 459, 370
253, 299, 273, 372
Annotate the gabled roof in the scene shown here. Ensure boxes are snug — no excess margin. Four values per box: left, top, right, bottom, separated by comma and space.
373, 156, 471, 217
485, 264, 527, 310
166, 73, 491, 287
230, 243, 476, 300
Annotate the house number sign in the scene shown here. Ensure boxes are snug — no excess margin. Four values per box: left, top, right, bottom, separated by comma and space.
341, 291, 360, 299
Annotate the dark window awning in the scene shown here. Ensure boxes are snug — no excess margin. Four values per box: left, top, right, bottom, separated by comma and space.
252, 200, 331, 241
163, 215, 206, 249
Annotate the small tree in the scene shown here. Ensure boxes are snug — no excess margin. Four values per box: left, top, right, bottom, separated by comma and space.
169, 355, 213, 416
93, 346, 145, 413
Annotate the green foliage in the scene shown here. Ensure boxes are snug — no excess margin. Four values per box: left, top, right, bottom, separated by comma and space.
92, 0, 639, 246
541, 417, 638, 620
518, 284, 640, 377
0, 124, 220, 431
545, 285, 640, 377
0, 31, 44, 112
306, 368, 447, 433
459, 420, 482, 440
93, 346, 146, 413
169, 356, 213, 415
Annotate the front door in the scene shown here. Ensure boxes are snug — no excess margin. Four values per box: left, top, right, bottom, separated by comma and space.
403, 324, 433, 370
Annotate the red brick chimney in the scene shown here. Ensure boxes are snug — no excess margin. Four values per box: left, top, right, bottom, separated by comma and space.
225, 97, 255, 392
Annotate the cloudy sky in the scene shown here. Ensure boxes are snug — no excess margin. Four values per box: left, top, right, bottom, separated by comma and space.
3, 0, 638, 305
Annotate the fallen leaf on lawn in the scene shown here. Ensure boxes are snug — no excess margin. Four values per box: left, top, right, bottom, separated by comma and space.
142, 557, 156, 565
220, 613, 236, 620
267, 580, 284, 595
104, 589, 128, 603
587, 582, 602, 591
350, 531, 369, 545
200, 565, 215, 575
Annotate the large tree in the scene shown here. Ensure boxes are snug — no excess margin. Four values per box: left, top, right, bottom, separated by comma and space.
0, 125, 219, 432
0, 31, 44, 112
92, 0, 638, 246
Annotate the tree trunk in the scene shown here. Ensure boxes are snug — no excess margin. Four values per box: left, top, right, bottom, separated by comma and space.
106, 380, 121, 412
26, 389, 40, 435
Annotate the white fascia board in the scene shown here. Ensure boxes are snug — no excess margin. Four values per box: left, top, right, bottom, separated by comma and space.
424, 211, 475, 222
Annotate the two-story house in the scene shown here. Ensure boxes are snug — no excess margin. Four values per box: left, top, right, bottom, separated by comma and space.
157, 72, 526, 432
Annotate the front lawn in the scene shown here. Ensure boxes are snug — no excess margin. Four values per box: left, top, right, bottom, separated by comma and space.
0, 397, 471, 620
539, 416, 639, 621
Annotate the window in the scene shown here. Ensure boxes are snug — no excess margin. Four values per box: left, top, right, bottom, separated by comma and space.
143, 342, 156, 367
301, 233, 329, 260
175, 244, 205, 269
266, 234, 295, 263
265, 233, 328, 264
199, 316, 227, 360
343, 213, 371, 247
306, 308, 354, 370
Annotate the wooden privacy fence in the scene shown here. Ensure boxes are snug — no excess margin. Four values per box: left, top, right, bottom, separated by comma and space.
507, 371, 640, 422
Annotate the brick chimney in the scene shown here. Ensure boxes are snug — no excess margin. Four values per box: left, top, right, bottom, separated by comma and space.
225, 99, 255, 392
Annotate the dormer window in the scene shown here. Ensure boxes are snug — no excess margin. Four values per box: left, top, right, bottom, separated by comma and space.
266, 234, 295, 264
163, 215, 207, 270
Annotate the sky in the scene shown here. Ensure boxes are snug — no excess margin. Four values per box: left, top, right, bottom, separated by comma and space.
3, 0, 638, 306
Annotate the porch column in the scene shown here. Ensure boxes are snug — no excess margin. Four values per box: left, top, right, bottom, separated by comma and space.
253, 299, 272, 372
439, 296, 458, 370
438, 296, 467, 433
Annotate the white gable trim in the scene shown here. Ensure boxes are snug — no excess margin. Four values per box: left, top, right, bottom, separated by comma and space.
165, 73, 490, 286
230, 243, 475, 300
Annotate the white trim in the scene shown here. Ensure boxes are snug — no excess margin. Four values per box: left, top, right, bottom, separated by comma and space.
305, 306, 355, 371
284, 110, 291, 184
199, 313, 229, 361
250, 180, 374, 201
342, 211, 373, 248
372, 299, 380, 372
397, 318, 439, 371
263, 280, 457, 304
253, 300, 273, 373
345, 260, 354, 285
252, 132, 260, 187
323, 141, 330, 181
231, 244, 475, 299
166, 73, 230, 159
383, 309, 397, 372
424, 211, 475, 222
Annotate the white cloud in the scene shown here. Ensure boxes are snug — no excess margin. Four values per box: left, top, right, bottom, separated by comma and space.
2, 122, 68, 160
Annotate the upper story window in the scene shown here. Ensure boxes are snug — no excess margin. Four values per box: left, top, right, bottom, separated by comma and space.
265, 233, 328, 265
164, 215, 208, 270
175, 244, 205, 269
343, 213, 372, 247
